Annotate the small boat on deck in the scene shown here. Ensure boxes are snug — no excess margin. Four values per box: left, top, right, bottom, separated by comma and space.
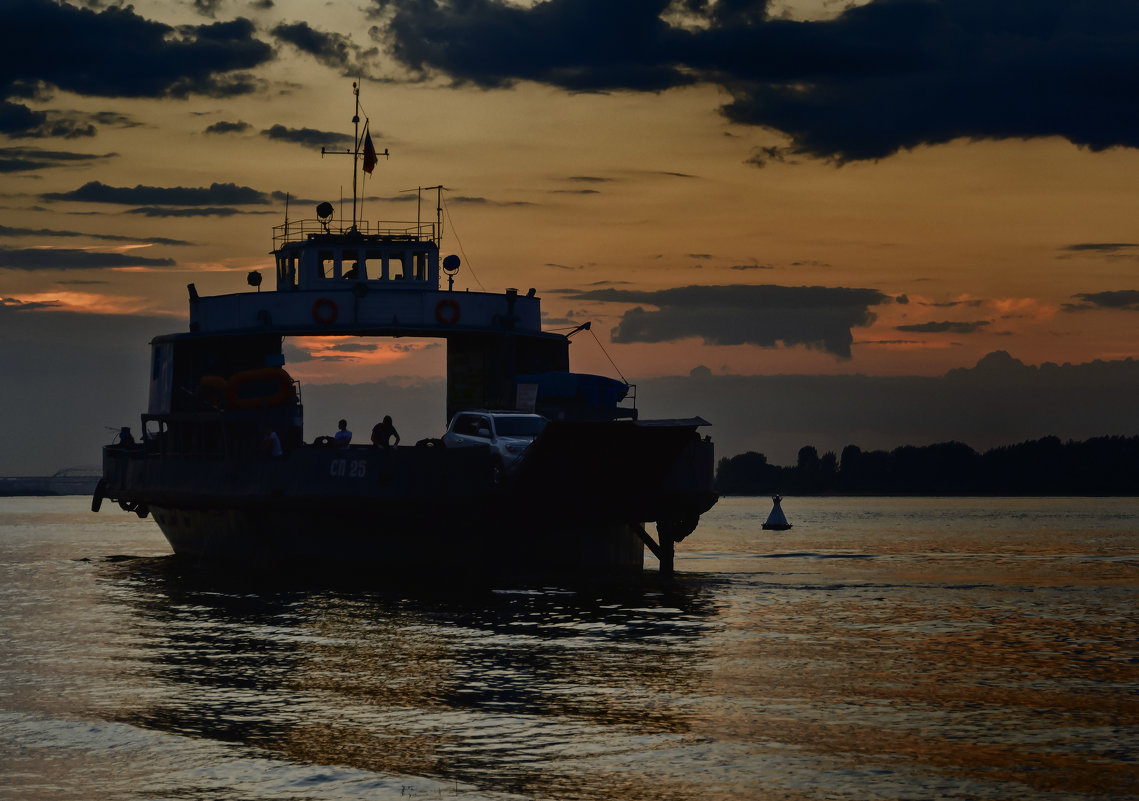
92, 85, 718, 577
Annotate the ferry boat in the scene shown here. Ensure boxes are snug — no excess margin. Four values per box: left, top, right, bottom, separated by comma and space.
92, 86, 717, 577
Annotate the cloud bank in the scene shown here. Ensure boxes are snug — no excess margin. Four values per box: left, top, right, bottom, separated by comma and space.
2, 0, 272, 138
569, 284, 889, 358
43, 181, 271, 206
371, 0, 1139, 162
0, 246, 175, 271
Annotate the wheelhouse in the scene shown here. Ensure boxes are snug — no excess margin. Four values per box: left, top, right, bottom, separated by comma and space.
272, 220, 441, 292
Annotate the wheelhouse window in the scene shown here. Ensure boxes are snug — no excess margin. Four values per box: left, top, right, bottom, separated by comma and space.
319, 250, 334, 279
276, 255, 298, 288
341, 249, 362, 280
388, 250, 408, 280
365, 249, 384, 280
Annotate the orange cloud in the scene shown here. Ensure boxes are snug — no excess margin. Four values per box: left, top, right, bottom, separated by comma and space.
990, 297, 1057, 320
2, 290, 168, 316
292, 337, 437, 365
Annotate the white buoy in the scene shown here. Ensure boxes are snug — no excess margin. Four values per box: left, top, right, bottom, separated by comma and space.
762, 494, 792, 531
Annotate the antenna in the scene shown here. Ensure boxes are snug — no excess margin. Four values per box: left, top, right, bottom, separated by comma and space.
319, 82, 389, 231
401, 184, 446, 246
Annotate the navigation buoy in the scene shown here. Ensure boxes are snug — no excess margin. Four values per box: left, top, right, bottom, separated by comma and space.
762, 494, 792, 531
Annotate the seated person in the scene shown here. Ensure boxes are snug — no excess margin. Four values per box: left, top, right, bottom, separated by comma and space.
371, 415, 400, 448
334, 419, 352, 448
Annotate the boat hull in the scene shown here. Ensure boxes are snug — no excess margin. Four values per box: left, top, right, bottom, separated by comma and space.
148, 504, 645, 576
98, 420, 716, 576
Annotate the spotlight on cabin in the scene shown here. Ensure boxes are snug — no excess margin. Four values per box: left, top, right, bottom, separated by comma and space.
247, 270, 262, 288
316, 202, 335, 220
442, 254, 461, 291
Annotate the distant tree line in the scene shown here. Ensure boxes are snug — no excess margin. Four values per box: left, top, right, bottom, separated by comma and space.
715, 435, 1139, 496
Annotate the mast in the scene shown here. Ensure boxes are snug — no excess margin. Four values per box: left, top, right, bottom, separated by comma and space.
350, 82, 360, 231
321, 82, 386, 232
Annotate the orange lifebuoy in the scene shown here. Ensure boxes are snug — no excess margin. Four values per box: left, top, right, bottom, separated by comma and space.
313, 297, 338, 324
226, 367, 295, 410
436, 298, 460, 324
199, 375, 227, 407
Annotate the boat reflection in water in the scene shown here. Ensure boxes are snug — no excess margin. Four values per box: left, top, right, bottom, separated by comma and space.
102, 556, 719, 799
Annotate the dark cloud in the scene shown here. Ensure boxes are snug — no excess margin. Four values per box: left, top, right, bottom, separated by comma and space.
0, 146, 116, 173
569, 283, 889, 358
0, 296, 60, 311
6, 108, 146, 140
372, 0, 692, 91
90, 111, 141, 128
1063, 290, 1139, 312
0, 246, 175, 270
920, 298, 985, 308
370, 0, 1139, 162
261, 124, 355, 150
1061, 242, 1139, 255
204, 120, 252, 135
0, 108, 94, 139
896, 320, 990, 333
269, 190, 326, 207
43, 180, 271, 206
125, 207, 272, 218
435, 195, 535, 207
272, 21, 379, 77
729, 262, 774, 270
745, 145, 798, 168
0, 224, 190, 246
0, 99, 45, 137
1, 1, 273, 137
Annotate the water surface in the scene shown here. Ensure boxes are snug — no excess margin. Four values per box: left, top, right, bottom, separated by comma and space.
1, 496, 1137, 800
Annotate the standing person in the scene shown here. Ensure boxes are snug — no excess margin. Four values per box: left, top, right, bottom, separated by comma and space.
263, 426, 282, 458
371, 415, 400, 449
334, 419, 352, 448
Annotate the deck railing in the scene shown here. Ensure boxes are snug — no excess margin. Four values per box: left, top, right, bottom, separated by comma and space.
273, 218, 439, 249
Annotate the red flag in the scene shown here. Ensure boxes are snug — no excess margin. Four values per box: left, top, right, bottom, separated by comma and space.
362, 129, 377, 175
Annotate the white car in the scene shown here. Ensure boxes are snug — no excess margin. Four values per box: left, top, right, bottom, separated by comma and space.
442, 411, 547, 476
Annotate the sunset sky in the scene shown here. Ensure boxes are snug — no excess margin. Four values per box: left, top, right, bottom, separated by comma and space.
3, 0, 1139, 474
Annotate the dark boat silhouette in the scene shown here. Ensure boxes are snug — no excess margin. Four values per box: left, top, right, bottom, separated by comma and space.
92, 85, 717, 577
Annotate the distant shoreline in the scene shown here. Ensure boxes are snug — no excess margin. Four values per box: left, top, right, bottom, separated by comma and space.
720, 491, 1139, 498
0, 477, 100, 497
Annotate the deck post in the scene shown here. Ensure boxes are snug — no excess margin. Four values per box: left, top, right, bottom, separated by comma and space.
633, 522, 674, 576
658, 529, 674, 576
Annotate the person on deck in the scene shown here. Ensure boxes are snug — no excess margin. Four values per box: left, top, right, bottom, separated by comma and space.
371, 415, 400, 449
334, 419, 352, 448
263, 427, 282, 459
